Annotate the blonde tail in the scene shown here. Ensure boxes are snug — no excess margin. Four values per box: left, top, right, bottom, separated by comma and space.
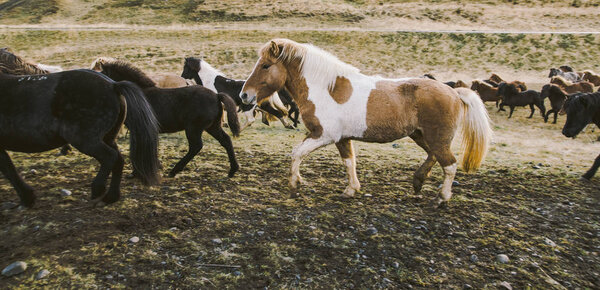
455, 88, 493, 173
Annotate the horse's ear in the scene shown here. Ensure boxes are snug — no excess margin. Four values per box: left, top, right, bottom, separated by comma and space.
268, 41, 281, 58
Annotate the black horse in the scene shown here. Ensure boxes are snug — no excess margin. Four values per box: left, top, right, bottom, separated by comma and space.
541, 84, 568, 124
498, 82, 546, 119
561, 92, 600, 179
0, 69, 161, 207
181, 57, 300, 128
98, 60, 240, 178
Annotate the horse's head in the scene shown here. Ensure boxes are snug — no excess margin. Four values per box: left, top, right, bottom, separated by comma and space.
90, 57, 117, 72
241, 40, 289, 105
561, 94, 593, 138
549, 68, 560, 78
181, 57, 203, 86
470, 80, 479, 91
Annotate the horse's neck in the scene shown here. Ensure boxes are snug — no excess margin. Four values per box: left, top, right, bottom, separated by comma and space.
198, 61, 223, 93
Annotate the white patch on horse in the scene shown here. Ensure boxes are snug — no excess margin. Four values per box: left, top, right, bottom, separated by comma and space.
198, 60, 225, 93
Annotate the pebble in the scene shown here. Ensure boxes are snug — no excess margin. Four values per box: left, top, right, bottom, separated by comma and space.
211, 238, 222, 245
392, 262, 400, 269
366, 227, 378, 235
308, 226, 317, 231
463, 284, 473, 289
532, 165, 541, 169
544, 238, 556, 247
30, 169, 37, 174
499, 281, 513, 290
129, 236, 140, 243
383, 278, 392, 284
363, 194, 373, 197
1, 201, 18, 210
257, 231, 265, 236
379, 268, 387, 274
265, 208, 277, 214
105, 274, 113, 280
2, 261, 27, 276
35, 269, 50, 280
60, 189, 72, 196
496, 254, 510, 264
452, 181, 460, 186
470, 254, 478, 262
233, 270, 241, 276
392, 144, 400, 148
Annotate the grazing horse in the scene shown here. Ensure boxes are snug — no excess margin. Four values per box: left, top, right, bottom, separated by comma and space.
471, 80, 502, 107
541, 84, 568, 124
0, 68, 161, 207
497, 82, 545, 119
549, 68, 582, 83
181, 57, 300, 129
583, 70, 600, 86
240, 39, 492, 206
550, 76, 594, 94
560, 92, 600, 179
97, 60, 240, 178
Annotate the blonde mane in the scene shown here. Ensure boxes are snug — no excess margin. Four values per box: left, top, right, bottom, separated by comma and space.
551, 75, 572, 86
261, 38, 361, 90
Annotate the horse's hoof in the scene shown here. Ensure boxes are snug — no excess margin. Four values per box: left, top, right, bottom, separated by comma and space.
580, 176, 592, 182
436, 199, 449, 209
341, 187, 356, 198
289, 191, 300, 198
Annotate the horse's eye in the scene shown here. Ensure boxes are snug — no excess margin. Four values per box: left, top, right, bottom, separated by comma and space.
262, 64, 271, 69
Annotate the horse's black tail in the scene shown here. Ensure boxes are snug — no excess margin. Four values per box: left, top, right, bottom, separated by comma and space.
113, 81, 162, 186
218, 93, 240, 137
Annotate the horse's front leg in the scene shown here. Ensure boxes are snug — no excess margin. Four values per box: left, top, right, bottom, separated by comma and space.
239, 110, 255, 131
289, 136, 332, 197
335, 139, 360, 198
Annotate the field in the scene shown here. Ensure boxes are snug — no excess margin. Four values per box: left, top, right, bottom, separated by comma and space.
2, 0, 600, 289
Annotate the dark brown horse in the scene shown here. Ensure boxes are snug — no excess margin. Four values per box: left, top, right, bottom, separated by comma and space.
98, 60, 240, 178
0, 65, 161, 207
240, 39, 492, 206
541, 84, 568, 124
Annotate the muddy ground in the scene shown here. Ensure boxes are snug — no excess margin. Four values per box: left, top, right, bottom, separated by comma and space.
1, 104, 600, 289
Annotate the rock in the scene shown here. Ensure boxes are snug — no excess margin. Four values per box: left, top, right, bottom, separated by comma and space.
383, 278, 392, 284
2, 261, 27, 276
233, 270, 241, 276
265, 208, 277, 214
499, 281, 513, 290
365, 227, 378, 235
379, 268, 387, 274
59, 189, 72, 196
30, 169, 37, 174
363, 194, 373, 197
496, 254, 510, 264
452, 180, 460, 186
257, 231, 265, 236
105, 274, 113, 280
470, 254, 478, 262
129, 236, 140, 243
308, 226, 317, 231
35, 269, 50, 280
392, 144, 400, 148
544, 238, 556, 247
463, 284, 473, 289
392, 262, 400, 269
532, 165, 541, 169
211, 238, 222, 245
1, 202, 18, 210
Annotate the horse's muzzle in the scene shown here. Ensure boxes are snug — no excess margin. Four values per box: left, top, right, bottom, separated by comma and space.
240, 92, 256, 105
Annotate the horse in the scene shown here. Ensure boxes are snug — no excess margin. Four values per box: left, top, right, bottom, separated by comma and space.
91, 57, 193, 88
97, 60, 240, 178
550, 76, 594, 94
549, 68, 582, 83
181, 57, 299, 129
239, 39, 492, 206
0, 68, 161, 207
471, 80, 502, 108
583, 70, 600, 86
444, 80, 469, 88
487, 73, 527, 92
497, 82, 545, 119
541, 84, 568, 124
560, 92, 600, 179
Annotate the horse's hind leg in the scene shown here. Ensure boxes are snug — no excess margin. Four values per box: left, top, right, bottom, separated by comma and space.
422, 130, 458, 207
409, 130, 437, 194
168, 125, 205, 177
207, 124, 239, 177
553, 111, 558, 124
0, 150, 35, 207
69, 141, 119, 203
102, 141, 124, 204
335, 139, 360, 198
527, 104, 535, 118
583, 153, 600, 180
544, 109, 554, 123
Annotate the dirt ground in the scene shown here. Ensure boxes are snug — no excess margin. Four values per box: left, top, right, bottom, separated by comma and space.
1, 103, 600, 288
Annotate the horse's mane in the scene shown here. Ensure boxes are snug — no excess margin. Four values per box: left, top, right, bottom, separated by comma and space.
198, 58, 224, 80
473, 80, 494, 90
91, 57, 117, 71
551, 75, 571, 86
100, 60, 156, 88
489, 73, 504, 83
261, 38, 360, 90
0, 48, 49, 75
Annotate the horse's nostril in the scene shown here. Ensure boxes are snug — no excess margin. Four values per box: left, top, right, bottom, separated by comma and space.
241, 93, 248, 100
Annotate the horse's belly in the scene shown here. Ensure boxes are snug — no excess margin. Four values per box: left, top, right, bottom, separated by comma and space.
0, 134, 65, 153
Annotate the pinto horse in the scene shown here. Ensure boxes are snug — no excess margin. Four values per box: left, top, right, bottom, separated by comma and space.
240, 39, 492, 206
181, 57, 300, 129
561, 92, 600, 180
0, 67, 161, 207
98, 60, 240, 178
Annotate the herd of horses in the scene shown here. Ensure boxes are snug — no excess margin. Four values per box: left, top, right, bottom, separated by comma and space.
0, 39, 598, 210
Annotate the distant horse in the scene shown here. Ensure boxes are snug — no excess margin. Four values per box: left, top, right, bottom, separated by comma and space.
471, 80, 502, 107
487, 73, 527, 91
0, 59, 161, 207
240, 39, 492, 206
583, 70, 600, 86
497, 82, 545, 119
550, 76, 594, 94
91, 57, 192, 88
98, 60, 240, 178
549, 68, 582, 83
444, 80, 469, 88
181, 57, 299, 129
560, 92, 600, 179
541, 84, 568, 124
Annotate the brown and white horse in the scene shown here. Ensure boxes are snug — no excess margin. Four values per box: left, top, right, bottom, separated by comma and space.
240, 39, 492, 206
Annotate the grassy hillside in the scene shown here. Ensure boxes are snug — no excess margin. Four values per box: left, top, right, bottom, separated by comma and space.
1, 0, 600, 31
